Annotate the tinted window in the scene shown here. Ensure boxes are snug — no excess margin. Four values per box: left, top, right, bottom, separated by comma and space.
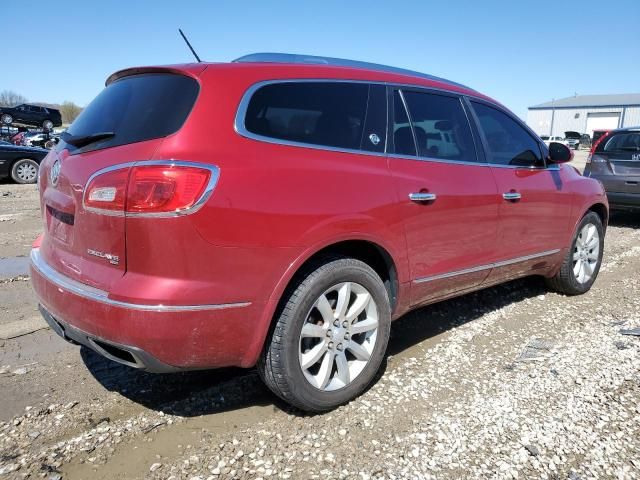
392, 90, 416, 156
597, 132, 640, 154
62, 73, 199, 153
245, 82, 369, 150
402, 90, 477, 162
471, 102, 544, 167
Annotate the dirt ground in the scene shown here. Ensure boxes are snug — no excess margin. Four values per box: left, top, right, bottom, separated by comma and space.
1, 151, 639, 479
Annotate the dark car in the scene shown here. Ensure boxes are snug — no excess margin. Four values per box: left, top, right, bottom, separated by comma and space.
0, 104, 62, 130
584, 127, 640, 210
592, 129, 609, 147
580, 134, 591, 150
0, 144, 48, 184
565, 131, 582, 150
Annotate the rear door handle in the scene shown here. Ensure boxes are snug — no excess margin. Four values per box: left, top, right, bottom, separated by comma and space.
502, 191, 522, 202
409, 192, 437, 203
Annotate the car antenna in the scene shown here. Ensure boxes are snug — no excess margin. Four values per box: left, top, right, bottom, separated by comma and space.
178, 28, 202, 63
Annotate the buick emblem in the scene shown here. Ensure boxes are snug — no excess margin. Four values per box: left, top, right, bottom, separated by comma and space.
50, 159, 61, 186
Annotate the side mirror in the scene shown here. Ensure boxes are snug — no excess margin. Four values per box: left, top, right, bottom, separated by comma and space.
548, 142, 573, 164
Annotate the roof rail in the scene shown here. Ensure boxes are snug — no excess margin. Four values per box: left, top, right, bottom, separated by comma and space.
233, 52, 473, 91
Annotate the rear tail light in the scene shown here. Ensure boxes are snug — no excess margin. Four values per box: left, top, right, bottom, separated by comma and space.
83, 162, 218, 216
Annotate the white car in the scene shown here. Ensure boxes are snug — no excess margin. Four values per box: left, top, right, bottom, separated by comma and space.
540, 135, 569, 147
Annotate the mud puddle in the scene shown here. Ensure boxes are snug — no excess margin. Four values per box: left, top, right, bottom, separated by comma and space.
0, 255, 29, 279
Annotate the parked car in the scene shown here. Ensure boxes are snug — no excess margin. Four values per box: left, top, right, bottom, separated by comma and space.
580, 134, 592, 150
0, 143, 48, 183
0, 104, 62, 130
542, 135, 569, 147
564, 131, 582, 150
30, 53, 608, 412
592, 129, 609, 148
584, 127, 640, 210
23, 131, 60, 149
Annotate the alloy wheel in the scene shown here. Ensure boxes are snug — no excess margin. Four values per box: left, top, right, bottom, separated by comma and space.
16, 161, 38, 183
298, 282, 379, 391
573, 223, 600, 284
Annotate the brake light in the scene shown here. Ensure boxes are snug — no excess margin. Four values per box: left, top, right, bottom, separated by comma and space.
587, 131, 611, 164
590, 131, 610, 154
84, 163, 215, 216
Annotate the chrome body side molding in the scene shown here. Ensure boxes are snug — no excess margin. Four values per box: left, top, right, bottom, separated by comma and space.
413, 249, 561, 284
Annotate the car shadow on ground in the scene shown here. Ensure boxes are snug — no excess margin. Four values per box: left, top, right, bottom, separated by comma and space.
609, 210, 640, 229
82, 276, 547, 418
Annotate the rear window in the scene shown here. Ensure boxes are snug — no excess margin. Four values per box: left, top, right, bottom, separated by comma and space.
62, 73, 199, 153
243, 82, 369, 150
596, 132, 640, 153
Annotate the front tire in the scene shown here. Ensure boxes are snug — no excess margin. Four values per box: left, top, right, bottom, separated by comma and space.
546, 211, 604, 295
259, 257, 391, 412
11, 159, 39, 184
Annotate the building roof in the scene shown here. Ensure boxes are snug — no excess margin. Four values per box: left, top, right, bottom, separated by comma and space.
529, 93, 640, 110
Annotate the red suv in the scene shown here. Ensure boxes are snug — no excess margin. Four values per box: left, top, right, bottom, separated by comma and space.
31, 53, 608, 411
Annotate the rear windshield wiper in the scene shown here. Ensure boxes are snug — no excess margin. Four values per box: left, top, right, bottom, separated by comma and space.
62, 131, 115, 148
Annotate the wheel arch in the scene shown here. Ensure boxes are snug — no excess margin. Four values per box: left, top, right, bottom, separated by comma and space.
587, 202, 608, 231
242, 237, 403, 368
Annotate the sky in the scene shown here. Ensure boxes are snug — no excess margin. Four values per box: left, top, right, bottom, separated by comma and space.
4, 0, 640, 120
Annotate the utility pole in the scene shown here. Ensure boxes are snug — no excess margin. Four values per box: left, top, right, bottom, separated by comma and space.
549, 98, 555, 136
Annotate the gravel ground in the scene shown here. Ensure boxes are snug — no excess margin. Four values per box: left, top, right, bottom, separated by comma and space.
1, 157, 639, 479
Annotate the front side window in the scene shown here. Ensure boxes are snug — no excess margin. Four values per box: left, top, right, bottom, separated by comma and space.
392, 90, 478, 162
244, 82, 369, 150
471, 101, 544, 167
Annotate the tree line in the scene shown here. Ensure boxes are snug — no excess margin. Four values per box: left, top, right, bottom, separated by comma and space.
0, 90, 83, 124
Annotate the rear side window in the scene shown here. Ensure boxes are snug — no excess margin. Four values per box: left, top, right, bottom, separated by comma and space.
400, 90, 477, 162
63, 73, 199, 153
471, 102, 544, 167
597, 132, 640, 154
243, 82, 369, 150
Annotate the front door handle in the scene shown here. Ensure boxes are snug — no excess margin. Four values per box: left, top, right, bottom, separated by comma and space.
409, 192, 437, 203
502, 191, 522, 202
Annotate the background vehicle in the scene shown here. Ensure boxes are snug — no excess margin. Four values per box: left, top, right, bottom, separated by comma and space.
0, 104, 62, 129
584, 127, 640, 210
580, 134, 592, 150
565, 131, 582, 150
31, 54, 608, 412
23, 131, 60, 149
0, 143, 48, 183
592, 129, 610, 147
542, 135, 569, 147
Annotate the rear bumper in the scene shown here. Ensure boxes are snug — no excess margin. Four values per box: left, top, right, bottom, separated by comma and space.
606, 192, 640, 210
38, 304, 181, 372
30, 248, 260, 370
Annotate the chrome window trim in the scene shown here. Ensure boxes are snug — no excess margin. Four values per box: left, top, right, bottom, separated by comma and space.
413, 249, 560, 284
234, 79, 388, 157
82, 160, 220, 218
30, 248, 250, 312
234, 79, 560, 171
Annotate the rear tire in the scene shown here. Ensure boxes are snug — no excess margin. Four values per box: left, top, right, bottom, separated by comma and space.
42, 119, 54, 130
258, 256, 391, 412
1, 114, 12, 125
11, 159, 39, 184
546, 211, 604, 295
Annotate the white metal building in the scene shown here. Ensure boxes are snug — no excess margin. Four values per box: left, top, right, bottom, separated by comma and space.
527, 93, 640, 138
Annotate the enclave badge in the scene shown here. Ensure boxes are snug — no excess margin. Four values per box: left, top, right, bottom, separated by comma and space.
87, 249, 120, 265
50, 159, 61, 186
